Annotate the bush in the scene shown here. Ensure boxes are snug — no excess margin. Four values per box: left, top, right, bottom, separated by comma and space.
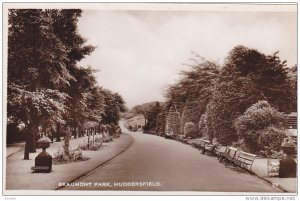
257, 126, 286, 151
234, 100, 286, 152
103, 133, 113, 142
184, 122, 198, 139
94, 136, 103, 143
70, 149, 84, 161
78, 137, 103, 151
88, 143, 102, 151
53, 147, 87, 164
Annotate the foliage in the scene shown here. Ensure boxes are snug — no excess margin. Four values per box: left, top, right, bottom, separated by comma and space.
155, 112, 166, 136
8, 84, 69, 126
165, 57, 219, 114
222, 45, 296, 113
183, 122, 198, 139
198, 113, 208, 138
234, 100, 286, 152
53, 147, 87, 164
143, 102, 162, 132
78, 141, 102, 151
206, 76, 263, 145
102, 90, 126, 125
94, 136, 103, 143
8, 9, 75, 155
281, 136, 296, 147
7, 9, 127, 159
257, 126, 286, 151
165, 112, 181, 136
103, 133, 113, 142
180, 101, 203, 134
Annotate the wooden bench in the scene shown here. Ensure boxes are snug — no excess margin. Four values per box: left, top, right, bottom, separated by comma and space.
194, 139, 210, 154
205, 143, 221, 156
218, 147, 239, 165
235, 151, 256, 170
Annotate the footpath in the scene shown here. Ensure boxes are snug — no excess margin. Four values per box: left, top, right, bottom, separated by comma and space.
5, 133, 133, 191
198, 146, 297, 193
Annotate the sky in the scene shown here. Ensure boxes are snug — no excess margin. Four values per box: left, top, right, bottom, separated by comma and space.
77, 8, 297, 109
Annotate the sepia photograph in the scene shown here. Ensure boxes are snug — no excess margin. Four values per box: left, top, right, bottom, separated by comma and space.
2, 2, 298, 197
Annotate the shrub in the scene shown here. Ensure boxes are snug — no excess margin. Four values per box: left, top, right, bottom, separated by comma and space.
184, 122, 198, 139
53, 147, 87, 164
103, 133, 113, 142
70, 149, 84, 161
53, 147, 69, 164
180, 101, 203, 135
234, 100, 286, 152
258, 126, 286, 151
94, 136, 103, 143
165, 112, 181, 137
78, 139, 102, 151
88, 143, 102, 151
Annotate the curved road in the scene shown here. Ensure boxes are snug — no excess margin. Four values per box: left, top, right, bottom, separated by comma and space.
62, 124, 279, 192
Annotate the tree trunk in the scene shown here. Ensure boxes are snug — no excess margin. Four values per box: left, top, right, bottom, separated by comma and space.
56, 123, 61, 142
73, 126, 77, 139
87, 128, 90, 149
27, 121, 37, 153
92, 127, 95, 144
24, 123, 30, 160
64, 128, 70, 157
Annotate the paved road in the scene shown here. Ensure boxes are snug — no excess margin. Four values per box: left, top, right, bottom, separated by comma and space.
62, 126, 279, 192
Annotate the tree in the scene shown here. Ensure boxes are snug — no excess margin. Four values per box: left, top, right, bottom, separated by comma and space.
155, 112, 167, 136
205, 76, 263, 145
144, 102, 162, 132
180, 101, 203, 135
52, 9, 95, 144
8, 9, 74, 158
223, 45, 295, 113
166, 58, 219, 115
8, 85, 69, 159
287, 65, 297, 112
102, 90, 126, 125
234, 100, 286, 153
204, 45, 294, 145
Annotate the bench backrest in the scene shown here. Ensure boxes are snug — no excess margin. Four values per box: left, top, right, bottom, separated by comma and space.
197, 139, 210, 146
237, 151, 256, 165
224, 147, 238, 158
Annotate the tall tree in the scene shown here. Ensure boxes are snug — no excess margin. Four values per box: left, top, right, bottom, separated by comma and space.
144, 102, 162, 132
8, 9, 73, 158
223, 45, 295, 113
102, 90, 126, 125
166, 58, 219, 115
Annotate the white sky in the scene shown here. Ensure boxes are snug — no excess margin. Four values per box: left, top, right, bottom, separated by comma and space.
77, 9, 297, 108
